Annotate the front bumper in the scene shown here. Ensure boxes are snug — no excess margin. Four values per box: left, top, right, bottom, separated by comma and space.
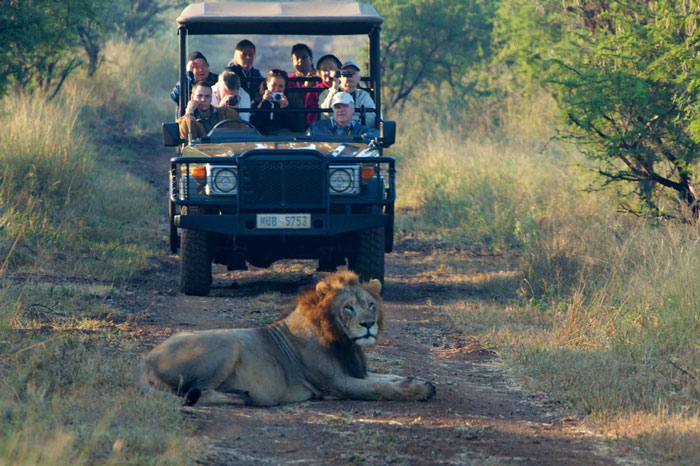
174, 212, 388, 235
171, 151, 395, 237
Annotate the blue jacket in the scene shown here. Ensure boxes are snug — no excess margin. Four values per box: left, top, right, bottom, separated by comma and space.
308, 118, 379, 139
170, 71, 219, 104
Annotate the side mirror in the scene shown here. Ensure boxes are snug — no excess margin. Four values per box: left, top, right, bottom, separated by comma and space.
162, 122, 183, 147
381, 120, 396, 148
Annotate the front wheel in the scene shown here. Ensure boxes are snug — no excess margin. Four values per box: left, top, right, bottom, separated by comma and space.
348, 226, 385, 286
180, 206, 212, 296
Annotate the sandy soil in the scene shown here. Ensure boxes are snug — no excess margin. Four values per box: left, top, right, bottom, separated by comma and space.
126, 135, 641, 465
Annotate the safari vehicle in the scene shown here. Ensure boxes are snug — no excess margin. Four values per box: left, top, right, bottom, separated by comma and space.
163, 2, 396, 296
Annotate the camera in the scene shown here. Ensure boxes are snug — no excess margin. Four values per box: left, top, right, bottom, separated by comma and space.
227, 95, 239, 106
269, 92, 283, 101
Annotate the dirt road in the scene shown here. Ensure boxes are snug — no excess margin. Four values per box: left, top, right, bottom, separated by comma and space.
129, 137, 639, 465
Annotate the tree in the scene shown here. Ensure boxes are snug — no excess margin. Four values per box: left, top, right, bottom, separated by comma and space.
118, 0, 184, 41
0, 0, 181, 93
495, 0, 700, 219
370, 0, 494, 109
78, 0, 184, 77
0, 0, 98, 97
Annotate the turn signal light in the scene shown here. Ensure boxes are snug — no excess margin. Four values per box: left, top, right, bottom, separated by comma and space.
181, 165, 207, 183
190, 166, 207, 181
360, 166, 376, 180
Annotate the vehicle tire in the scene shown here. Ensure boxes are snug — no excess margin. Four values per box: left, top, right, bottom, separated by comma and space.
349, 226, 385, 286
180, 206, 212, 296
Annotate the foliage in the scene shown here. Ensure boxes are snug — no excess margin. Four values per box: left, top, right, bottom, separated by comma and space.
495, 0, 700, 219
369, 0, 494, 109
0, 0, 181, 95
78, 0, 185, 76
0, 0, 98, 97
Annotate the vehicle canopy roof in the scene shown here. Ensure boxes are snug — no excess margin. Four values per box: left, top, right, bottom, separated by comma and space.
177, 1, 383, 35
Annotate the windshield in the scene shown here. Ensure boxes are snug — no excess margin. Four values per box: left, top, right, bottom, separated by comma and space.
182, 140, 380, 158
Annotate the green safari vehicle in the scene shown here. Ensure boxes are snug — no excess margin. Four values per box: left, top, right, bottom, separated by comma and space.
163, 2, 397, 296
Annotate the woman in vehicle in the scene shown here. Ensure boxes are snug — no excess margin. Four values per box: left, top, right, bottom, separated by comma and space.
304, 54, 342, 127
250, 69, 294, 134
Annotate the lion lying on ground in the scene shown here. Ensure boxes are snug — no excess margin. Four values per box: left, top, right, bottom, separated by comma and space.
136, 271, 436, 406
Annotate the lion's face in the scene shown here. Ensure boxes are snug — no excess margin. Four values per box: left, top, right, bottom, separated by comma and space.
297, 272, 385, 350
332, 283, 383, 346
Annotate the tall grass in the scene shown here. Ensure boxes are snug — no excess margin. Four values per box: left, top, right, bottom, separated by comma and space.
507, 222, 700, 463
0, 93, 92, 267
0, 37, 194, 464
393, 92, 620, 256
0, 39, 171, 280
73, 39, 178, 131
394, 89, 700, 462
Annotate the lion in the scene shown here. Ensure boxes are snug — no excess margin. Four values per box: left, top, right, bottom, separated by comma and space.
135, 271, 436, 406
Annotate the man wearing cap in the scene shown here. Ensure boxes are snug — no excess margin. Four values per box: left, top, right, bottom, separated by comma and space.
319, 61, 376, 128
177, 81, 245, 142
308, 92, 378, 139
170, 51, 219, 105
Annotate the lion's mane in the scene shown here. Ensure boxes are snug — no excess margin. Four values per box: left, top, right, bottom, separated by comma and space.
293, 271, 385, 349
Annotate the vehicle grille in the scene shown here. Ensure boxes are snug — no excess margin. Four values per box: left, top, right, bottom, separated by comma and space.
239, 156, 327, 209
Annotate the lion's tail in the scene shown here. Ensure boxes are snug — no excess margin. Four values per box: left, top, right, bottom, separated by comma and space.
134, 359, 156, 393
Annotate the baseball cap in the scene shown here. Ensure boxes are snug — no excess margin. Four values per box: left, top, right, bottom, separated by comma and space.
341, 61, 361, 72
331, 92, 354, 107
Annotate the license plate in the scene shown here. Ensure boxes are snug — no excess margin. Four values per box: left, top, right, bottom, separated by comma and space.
256, 214, 311, 229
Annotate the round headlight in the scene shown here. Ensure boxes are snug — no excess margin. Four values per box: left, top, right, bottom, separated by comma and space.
213, 168, 237, 193
330, 169, 352, 193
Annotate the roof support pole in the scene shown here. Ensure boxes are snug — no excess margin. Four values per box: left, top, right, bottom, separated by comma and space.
179, 26, 188, 117
369, 26, 381, 128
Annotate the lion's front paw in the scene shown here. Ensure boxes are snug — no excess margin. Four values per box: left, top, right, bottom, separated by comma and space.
402, 376, 437, 401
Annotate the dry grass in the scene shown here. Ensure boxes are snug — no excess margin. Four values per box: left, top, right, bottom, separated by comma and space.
0, 278, 197, 465
0, 82, 160, 280
394, 90, 700, 462
430, 230, 700, 462
0, 37, 193, 464
393, 92, 607, 254
604, 410, 700, 464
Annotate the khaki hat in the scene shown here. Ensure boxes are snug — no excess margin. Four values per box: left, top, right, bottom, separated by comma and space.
331, 92, 355, 107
